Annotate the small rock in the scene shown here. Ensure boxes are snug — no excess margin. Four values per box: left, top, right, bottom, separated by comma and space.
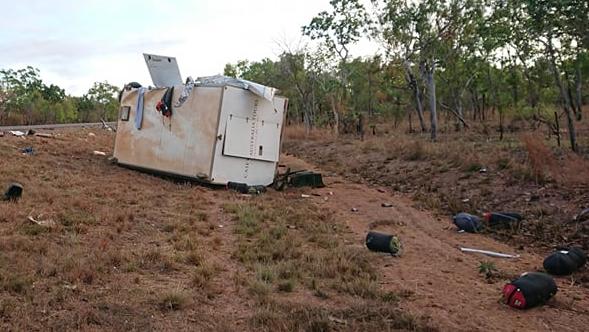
351, 208, 359, 212
381, 203, 393, 208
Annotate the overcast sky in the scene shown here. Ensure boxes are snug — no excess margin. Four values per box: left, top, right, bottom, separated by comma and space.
0, 0, 377, 96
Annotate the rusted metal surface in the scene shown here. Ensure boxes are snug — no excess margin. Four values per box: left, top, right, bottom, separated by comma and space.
114, 86, 222, 178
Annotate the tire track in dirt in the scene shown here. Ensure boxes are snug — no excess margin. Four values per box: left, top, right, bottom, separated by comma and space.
282, 154, 589, 332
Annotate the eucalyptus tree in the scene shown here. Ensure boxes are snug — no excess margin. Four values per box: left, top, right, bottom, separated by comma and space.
511, 0, 587, 152
372, 0, 483, 140
303, 0, 371, 135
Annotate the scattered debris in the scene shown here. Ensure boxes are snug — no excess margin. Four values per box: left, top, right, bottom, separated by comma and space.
274, 169, 326, 190
88, 132, 96, 137
93, 151, 107, 156
502, 272, 557, 309
311, 193, 321, 197
351, 208, 359, 212
9, 130, 25, 137
26, 129, 36, 136
20, 147, 34, 155
289, 171, 325, 188
453, 212, 481, 233
377, 188, 386, 193
301, 194, 311, 198
0, 132, 4, 137
365, 231, 402, 256
63, 284, 78, 291
381, 203, 393, 208
461, 198, 470, 203
479, 167, 488, 173
328, 191, 333, 196
2, 183, 23, 202
460, 247, 520, 259
483, 212, 523, 229
543, 247, 586, 276
218, 225, 224, 228
287, 225, 296, 229
27, 215, 56, 228
227, 182, 266, 195
35, 132, 54, 138
101, 119, 116, 132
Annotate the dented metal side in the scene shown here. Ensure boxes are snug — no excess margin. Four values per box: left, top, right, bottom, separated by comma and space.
114, 86, 222, 179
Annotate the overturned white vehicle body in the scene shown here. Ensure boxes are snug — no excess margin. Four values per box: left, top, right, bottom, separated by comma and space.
113, 54, 288, 186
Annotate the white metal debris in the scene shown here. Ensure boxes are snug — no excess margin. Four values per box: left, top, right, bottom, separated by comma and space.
460, 247, 520, 258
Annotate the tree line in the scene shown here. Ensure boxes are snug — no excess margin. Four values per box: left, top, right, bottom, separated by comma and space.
0, 0, 586, 152
225, 0, 588, 151
0, 66, 119, 125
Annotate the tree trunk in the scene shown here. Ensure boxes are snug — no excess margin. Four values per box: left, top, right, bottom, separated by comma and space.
329, 94, 339, 137
547, 38, 577, 152
426, 61, 438, 141
455, 91, 464, 131
403, 60, 426, 132
575, 54, 583, 120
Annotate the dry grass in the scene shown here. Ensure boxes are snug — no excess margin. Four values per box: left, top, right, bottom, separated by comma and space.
0, 128, 428, 330
224, 195, 434, 331
284, 124, 335, 141
283, 117, 589, 248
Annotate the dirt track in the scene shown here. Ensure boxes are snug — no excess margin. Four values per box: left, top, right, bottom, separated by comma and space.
283, 154, 589, 331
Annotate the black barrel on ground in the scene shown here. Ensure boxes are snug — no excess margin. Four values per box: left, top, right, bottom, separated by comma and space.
543, 247, 587, 276
365, 231, 401, 256
503, 272, 557, 309
2, 183, 23, 201
484, 212, 522, 229
453, 212, 482, 233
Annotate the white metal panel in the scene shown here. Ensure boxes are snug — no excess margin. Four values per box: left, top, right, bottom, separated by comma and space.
143, 53, 182, 87
210, 86, 286, 186
223, 115, 280, 162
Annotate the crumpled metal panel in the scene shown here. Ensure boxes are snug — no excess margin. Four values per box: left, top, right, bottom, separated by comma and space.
196, 75, 276, 103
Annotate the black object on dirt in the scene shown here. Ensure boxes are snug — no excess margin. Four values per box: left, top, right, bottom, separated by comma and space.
3, 183, 23, 202
273, 168, 325, 191
543, 247, 587, 276
288, 171, 325, 188
21, 147, 34, 155
502, 272, 557, 309
453, 213, 482, 233
227, 182, 266, 195
365, 231, 401, 256
484, 212, 522, 229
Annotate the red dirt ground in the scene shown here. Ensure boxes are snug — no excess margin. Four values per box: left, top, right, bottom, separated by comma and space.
1, 127, 589, 331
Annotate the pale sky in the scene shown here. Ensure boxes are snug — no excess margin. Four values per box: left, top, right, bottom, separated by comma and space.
0, 0, 377, 96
